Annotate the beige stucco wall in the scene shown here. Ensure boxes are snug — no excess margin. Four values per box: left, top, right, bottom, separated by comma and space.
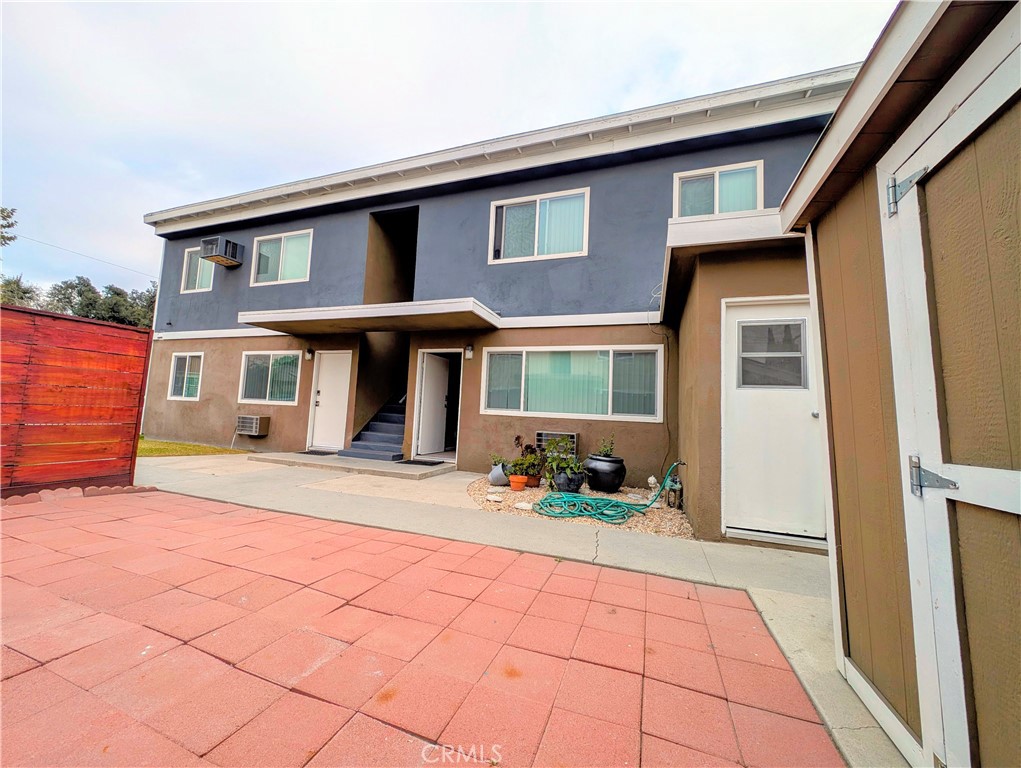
676, 247, 808, 541
142, 335, 359, 452
403, 325, 679, 486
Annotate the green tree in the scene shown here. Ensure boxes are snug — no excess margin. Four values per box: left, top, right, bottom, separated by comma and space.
45, 275, 102, 318
129, 281, 157, 328
1, 274, 41, 307
0, 207, 17, 247
96, 284, 138, 325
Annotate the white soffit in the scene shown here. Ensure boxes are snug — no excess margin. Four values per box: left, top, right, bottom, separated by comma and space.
146, 65, 859, 235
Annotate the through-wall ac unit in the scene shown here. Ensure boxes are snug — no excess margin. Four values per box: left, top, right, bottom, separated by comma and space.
200, 236, 243, 268
236, 415, 270, 437
535, 431, 578, 455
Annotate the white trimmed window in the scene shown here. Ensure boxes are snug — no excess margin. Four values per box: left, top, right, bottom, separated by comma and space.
239, 352, 301, 405
482, 345, 662, 422
181, 248, 213, 293
674, 161, 763, 218
489, 188, 589, 263
251, 230, 313, 285
737, 320, 807, 388
168, 353, 203, 400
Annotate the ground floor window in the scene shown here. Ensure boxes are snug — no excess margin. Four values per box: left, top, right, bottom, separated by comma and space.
482, 345, 661, 421
239, 351, 301, 404
168, 353, 203, 400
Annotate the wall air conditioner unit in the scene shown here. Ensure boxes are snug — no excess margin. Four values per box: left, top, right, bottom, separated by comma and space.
200, 236, 243, 268
236, 415, 270, 437
535, 431, 578, 455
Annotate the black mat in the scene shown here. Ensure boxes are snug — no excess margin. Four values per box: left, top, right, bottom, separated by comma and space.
298, 450, 336, 456
397, 459, 444, 466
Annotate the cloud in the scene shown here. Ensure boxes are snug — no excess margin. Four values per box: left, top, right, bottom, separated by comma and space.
1, 1, 895, 291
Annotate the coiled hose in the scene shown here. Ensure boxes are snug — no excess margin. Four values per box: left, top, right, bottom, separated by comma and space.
532, 461, 683, 524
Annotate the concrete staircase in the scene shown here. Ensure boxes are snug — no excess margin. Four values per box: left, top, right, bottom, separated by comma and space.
336, 403, 405, 462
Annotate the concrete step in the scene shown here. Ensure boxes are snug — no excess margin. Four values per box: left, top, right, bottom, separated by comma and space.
336, 448, 404, 462
355, 433, 402, 443
350, 439, 404, 453
364, 421, 404, 435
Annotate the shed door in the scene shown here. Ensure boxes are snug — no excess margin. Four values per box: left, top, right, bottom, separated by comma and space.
722, 299, 826, 539
877, 29, 1020, 768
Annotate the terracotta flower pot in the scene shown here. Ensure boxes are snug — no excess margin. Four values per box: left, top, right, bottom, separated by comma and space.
508, 475, 528, 491
525, 475, 541, 488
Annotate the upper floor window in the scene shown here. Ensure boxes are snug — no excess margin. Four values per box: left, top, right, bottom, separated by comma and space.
674, 161, 763, 218
181, 247, 213, 293
238, 351, 301, 405
489, 188, 589, 264
168, 353, 203, 400
251, 230, 313, 286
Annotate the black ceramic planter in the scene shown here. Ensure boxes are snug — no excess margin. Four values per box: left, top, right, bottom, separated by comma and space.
552, 471, 585, 493
583, 454, 627, 493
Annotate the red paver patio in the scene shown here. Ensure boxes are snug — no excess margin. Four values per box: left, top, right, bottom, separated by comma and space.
0, 490, 845, 767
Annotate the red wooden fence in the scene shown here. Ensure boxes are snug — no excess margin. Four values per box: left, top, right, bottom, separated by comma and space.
1, 305, 152, 497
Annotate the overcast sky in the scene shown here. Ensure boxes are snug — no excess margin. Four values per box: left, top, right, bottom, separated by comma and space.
2, 1, 896, 292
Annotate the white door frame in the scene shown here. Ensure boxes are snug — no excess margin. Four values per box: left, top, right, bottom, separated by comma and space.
305, 350, 353, 450
410, 348, 464, 462
874, 10, 1020, 767
719, 294, 824, 545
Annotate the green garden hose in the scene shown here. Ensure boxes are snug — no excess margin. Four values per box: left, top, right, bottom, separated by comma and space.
532, 461, 683, 524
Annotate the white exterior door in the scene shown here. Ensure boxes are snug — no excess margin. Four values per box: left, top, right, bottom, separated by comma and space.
721, 298, 826, 539
416, 353, 449, 456
309, 351, 351, 450
874, 15, 1020, 766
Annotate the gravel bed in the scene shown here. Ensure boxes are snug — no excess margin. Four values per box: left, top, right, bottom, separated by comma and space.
467, 477, 694, 539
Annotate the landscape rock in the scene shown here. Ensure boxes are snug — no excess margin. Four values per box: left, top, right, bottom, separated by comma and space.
485, 494, 503, 503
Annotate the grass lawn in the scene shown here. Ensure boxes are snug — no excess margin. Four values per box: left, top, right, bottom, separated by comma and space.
137, 437, 249, 457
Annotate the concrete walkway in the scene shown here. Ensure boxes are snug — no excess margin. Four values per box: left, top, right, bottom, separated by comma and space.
137, 455, 906, 768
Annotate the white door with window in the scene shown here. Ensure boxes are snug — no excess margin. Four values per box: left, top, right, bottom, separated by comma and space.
309, 351, 351, 450
721, 298, 826, 539
416, 353, 449, 456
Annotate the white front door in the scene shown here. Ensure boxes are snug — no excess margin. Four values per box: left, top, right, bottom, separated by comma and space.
309, 351, 351, 450
416, 353, 449, 456
721, 298, 826, 538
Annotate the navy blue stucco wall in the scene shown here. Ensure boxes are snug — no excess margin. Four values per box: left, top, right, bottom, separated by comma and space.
154, 129, 819, 332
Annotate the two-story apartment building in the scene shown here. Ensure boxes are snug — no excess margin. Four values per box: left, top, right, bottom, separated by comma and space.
142, 65, 857, 545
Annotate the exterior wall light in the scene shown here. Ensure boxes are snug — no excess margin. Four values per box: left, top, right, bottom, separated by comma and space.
465, 345, 474, 360
304, 348, 314, 361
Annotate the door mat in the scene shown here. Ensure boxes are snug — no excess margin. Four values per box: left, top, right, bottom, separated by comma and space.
298, 450, 335, 456
397, 459, 444, 466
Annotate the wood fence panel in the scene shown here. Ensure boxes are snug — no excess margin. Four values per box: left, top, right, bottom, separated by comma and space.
1, 305, 152, 497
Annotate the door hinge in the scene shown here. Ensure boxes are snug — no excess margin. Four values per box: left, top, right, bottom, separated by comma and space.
909, 455, 959, 497
886, 167, 928, 216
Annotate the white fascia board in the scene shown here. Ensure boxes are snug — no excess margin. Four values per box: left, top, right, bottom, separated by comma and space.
238, 297, 502, 328
153, 327, 287, 341
147, 68, 858, 235
780, 2, 950, 232
667, 209, 803, 249
498, 311, 655, 329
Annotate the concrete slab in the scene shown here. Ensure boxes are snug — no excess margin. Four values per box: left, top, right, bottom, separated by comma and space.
248, 453, 456, 479
302, 471, 482, 509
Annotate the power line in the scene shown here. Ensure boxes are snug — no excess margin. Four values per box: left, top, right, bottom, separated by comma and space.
13, 235, 158, 279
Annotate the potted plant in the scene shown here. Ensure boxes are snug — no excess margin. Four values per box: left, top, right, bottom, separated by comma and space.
583, 433, 627, 493
488, 453, 511, 486
543, 436, 586, 493
506, 435, 544, 489
507, 455, 531, 491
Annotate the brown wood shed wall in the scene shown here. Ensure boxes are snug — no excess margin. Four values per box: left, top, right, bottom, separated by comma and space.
1, 306, 152, 497
812, 168, 922, 737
